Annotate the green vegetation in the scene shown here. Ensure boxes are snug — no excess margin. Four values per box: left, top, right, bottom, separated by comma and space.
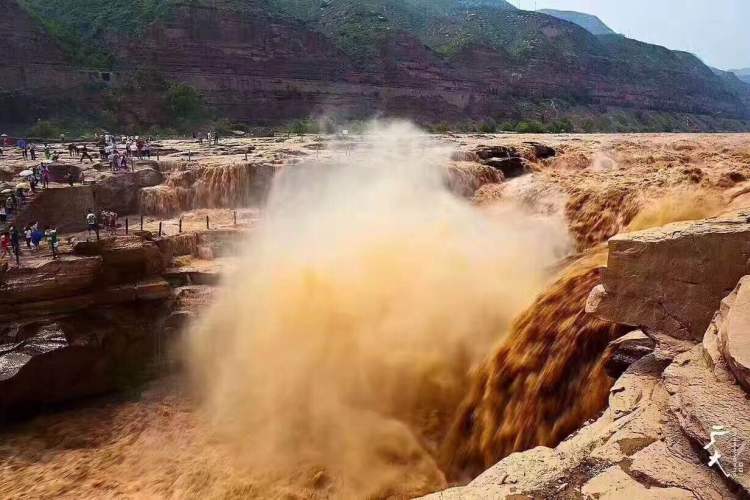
17, 0, 175, 68
28, 120, 62, 139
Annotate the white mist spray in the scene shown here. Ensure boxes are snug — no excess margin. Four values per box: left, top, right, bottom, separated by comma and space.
187, 122, 571, 497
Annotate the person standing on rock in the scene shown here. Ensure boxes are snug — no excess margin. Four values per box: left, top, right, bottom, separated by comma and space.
80, 145, 92, 163
29, 144, 36, 161
23, 225, 32, 249
0, 233, 10, 259
42, 165, 49, 188
31, 225, 43, 251
46, 227, 59, 258
86, 209, 99, 241
9, 225, 20, 265
5, 195, 14, 217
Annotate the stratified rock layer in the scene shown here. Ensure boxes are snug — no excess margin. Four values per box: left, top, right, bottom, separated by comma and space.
426, 211, 750, 499
0, 230, 246, 419
589, 212, 750, 341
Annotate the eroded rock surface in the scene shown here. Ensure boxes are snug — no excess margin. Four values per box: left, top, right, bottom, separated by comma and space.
716, 276, 750, 391
0, 231, 237, 419
427, 212, 750, 499
589, 212, 750, 341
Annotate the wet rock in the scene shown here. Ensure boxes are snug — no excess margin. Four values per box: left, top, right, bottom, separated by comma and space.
474, 145, 519, 160
420, 351, 733, 499
445, 163, 503, 197
483, 157, 532, 178
717, 171, 747, 188
525, 142, 556, 160
716, 276, 750, 392
0, 322, 109, 418
0, 303, 170, 419
605, 330, 655, 378
588, 211, 750, 341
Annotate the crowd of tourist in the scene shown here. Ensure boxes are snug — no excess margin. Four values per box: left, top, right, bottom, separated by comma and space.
0, 135, 129, 267
100, 134, 153, 172
0, 222, 59, 262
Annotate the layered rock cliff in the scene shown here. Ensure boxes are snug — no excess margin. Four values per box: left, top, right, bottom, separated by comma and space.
426, 211, 750, 498
5, 0, 750, 130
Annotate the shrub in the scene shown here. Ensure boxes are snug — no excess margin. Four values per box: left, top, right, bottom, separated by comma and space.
28, 120, 62, 139
479, 119, 497, 133
515, 120, 546, 133
165, 83, 206, 124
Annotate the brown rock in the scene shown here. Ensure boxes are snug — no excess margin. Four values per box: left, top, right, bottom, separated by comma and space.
445, 162, 503, 197
474, 145, 519, 160
0, 256, 102, 306
589, 212, 750, 341
629, 441, 731, 500
483, 157, 532, 178
605, 329, 655, 378
664, 345, 750, 493
74, 236, 164, 282
581, 466, 695, 499
716, 276, 750, 392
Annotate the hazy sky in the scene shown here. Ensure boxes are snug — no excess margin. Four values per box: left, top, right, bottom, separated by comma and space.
516, 0, 750, 70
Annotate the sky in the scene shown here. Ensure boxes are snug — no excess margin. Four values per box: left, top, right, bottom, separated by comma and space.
514, 0, 750, 70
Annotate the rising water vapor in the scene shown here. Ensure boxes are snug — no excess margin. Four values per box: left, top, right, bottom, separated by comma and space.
187, 122, 571, 497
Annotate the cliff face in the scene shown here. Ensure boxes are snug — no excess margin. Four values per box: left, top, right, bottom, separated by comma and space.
4, 0, 750, 127
0, 0, 91, 122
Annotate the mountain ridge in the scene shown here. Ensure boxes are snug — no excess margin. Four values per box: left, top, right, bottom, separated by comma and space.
3, 0, 750, 132
538, 8, 615, 35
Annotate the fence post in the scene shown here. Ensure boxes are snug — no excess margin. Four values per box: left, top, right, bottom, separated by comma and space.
158, 221, 162, 237
206, 215, 209, 230
125, 217, 129, 235
179, 218, 182, 234
140, 214, 144, 231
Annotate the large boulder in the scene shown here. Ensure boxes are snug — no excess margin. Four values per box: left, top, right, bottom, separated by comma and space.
73, 236, 164, 283
588, 211, 750, 342
604, 329, 655, 378
474, 145, 518, 160
0, 256, 102, 307
445, 162, 503, 197
421, 353, 734, 499
715, 276, 750, 391
16, 185, 96, 233
92, 169, 164, 214
0, 303, 171, 419
483, 157, 532, 178
134, 167, 164, 187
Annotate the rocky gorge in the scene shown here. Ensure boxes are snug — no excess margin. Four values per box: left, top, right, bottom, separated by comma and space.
1, 131, 750, 499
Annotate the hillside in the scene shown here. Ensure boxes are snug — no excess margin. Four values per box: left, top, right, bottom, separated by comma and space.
731, 68, 750, 84
539, 9, 615, 35
4, 0, 750, 132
